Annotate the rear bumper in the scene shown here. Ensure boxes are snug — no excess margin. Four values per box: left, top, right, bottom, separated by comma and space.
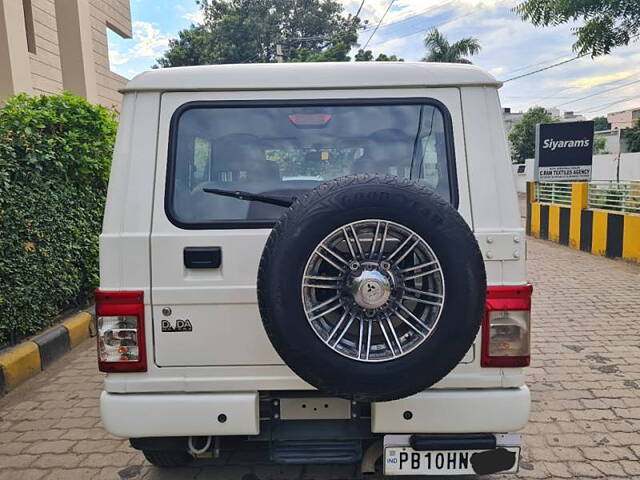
101, 386, 530, 438
100, 391, 260, 438
372, 387, 530, 433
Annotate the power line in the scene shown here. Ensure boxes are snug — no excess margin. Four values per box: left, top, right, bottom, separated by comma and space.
367, 9, 475, 48
553, 78, 640, 108
532, 85, 584, 104
500, 52, 575, 79
501, 54, 588, 83
360, 1, 454, 34
243, 1, 454, 62
515, 67, 640, 108
362, 0, 396, 50
579, 95, 639, 114
502, 33, 640, 85
240, 52, 261, 63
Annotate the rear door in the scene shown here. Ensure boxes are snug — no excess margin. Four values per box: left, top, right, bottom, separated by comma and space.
150, 88, 471, 368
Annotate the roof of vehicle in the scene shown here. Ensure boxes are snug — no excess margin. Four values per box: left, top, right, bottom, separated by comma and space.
122, 62, 501, 93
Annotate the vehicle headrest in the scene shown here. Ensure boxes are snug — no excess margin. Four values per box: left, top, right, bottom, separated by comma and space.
213, 134, 266, 170
364, 129, 414, 162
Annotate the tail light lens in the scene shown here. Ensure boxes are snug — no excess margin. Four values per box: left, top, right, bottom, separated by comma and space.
95, 290, 147, 372
481, 285, 532, 368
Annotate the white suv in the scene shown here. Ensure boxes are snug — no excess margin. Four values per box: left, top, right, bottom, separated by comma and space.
97, 62, 531, 476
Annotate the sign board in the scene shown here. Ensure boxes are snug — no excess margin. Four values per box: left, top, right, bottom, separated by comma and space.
534, 121, 594, 181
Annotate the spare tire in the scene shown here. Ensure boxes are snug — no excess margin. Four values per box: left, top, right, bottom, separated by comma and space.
257, 175, 485, 402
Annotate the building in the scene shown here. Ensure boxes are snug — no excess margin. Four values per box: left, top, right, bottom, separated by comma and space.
502, 107, 587, 138
502, 107, 524, 136
558, 110, 586, 122
547, 107, 586, 123
0, 0, 132, 108
593, 129, 620, 154
607, 107, 640, 130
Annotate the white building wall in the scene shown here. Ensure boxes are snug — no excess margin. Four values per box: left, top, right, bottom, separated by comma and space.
513, 154, 640, 193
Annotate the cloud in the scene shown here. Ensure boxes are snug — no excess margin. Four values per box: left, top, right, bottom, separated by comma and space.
183, 8, 204, 25
569, 70, 640, 90
108, 49, 131, 66
130, 21, 170, 57
341, 0, 515, 24
108, 21, 170, 70
110, 0, 640, 117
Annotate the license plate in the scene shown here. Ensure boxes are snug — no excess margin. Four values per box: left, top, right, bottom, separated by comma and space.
384, 446, 520, 475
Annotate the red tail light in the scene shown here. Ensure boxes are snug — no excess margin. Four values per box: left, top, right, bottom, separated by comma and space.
481, 285, 532, 368
95, 290, 147, 372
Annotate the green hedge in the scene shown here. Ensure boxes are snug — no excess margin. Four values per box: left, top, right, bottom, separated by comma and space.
0, 93, 117, 346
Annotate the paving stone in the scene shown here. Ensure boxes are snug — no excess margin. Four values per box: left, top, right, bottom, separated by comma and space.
17, 429, 68, 442
543, 461, 572, 478
1, 441, 31, 454
42, 469, 100, 480
592, 460, 627, 477
24, 440, 77, 454
60, 428, 107, 440
71, 439, 126, 453
0, 431, 22, 443
0, 237, 638, 479
80, 452, 138, 468
0, 454, 39, 468
621, 460, 640, 476
0, 470, 46, 480
568, 461, 605, 477
31, 453, 86, 468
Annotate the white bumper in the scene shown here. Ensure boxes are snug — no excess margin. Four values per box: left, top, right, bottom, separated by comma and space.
101, 387, 530, 438
100, 391, 259, 438
372, 387, 530, 433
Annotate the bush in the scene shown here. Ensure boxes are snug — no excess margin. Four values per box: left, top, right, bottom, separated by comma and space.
0, 93, 117, 346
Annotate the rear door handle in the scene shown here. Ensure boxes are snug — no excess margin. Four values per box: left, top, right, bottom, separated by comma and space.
184, 247, 222, 269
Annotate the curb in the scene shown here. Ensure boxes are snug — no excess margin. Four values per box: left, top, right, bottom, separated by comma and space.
0, 311, 93, 394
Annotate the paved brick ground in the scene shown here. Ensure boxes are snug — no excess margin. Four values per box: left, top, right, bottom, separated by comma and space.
0, 238, 639, 479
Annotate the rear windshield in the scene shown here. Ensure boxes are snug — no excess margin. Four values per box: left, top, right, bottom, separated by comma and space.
168, 100, 456, 227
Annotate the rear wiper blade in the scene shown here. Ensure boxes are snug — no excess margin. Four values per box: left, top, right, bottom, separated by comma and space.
203, 187, 295, 208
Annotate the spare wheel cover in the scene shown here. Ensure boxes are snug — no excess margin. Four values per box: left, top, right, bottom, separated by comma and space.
257, 175, 486, 402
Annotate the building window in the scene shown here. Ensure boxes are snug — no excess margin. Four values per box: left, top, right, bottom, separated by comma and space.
22, 0, 36, 54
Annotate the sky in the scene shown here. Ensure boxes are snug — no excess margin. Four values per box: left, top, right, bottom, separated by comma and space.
107, 0, 640, 119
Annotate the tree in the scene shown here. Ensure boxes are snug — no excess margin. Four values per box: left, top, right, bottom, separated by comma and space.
422, 28, 481, 64
354, 49, 404, 62
593, 116, 610, 131
508, 106, 557, 163
156, 0, 398, 66
155, 25, 212, 67
594, 135, 608, 154
625, 120, 640, 152
514, 0, 640, 56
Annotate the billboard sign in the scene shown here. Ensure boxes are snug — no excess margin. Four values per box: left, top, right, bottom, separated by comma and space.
534, 121, 594, 181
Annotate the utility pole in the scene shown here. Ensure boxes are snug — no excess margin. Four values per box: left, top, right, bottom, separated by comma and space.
276, 44, 284, 63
